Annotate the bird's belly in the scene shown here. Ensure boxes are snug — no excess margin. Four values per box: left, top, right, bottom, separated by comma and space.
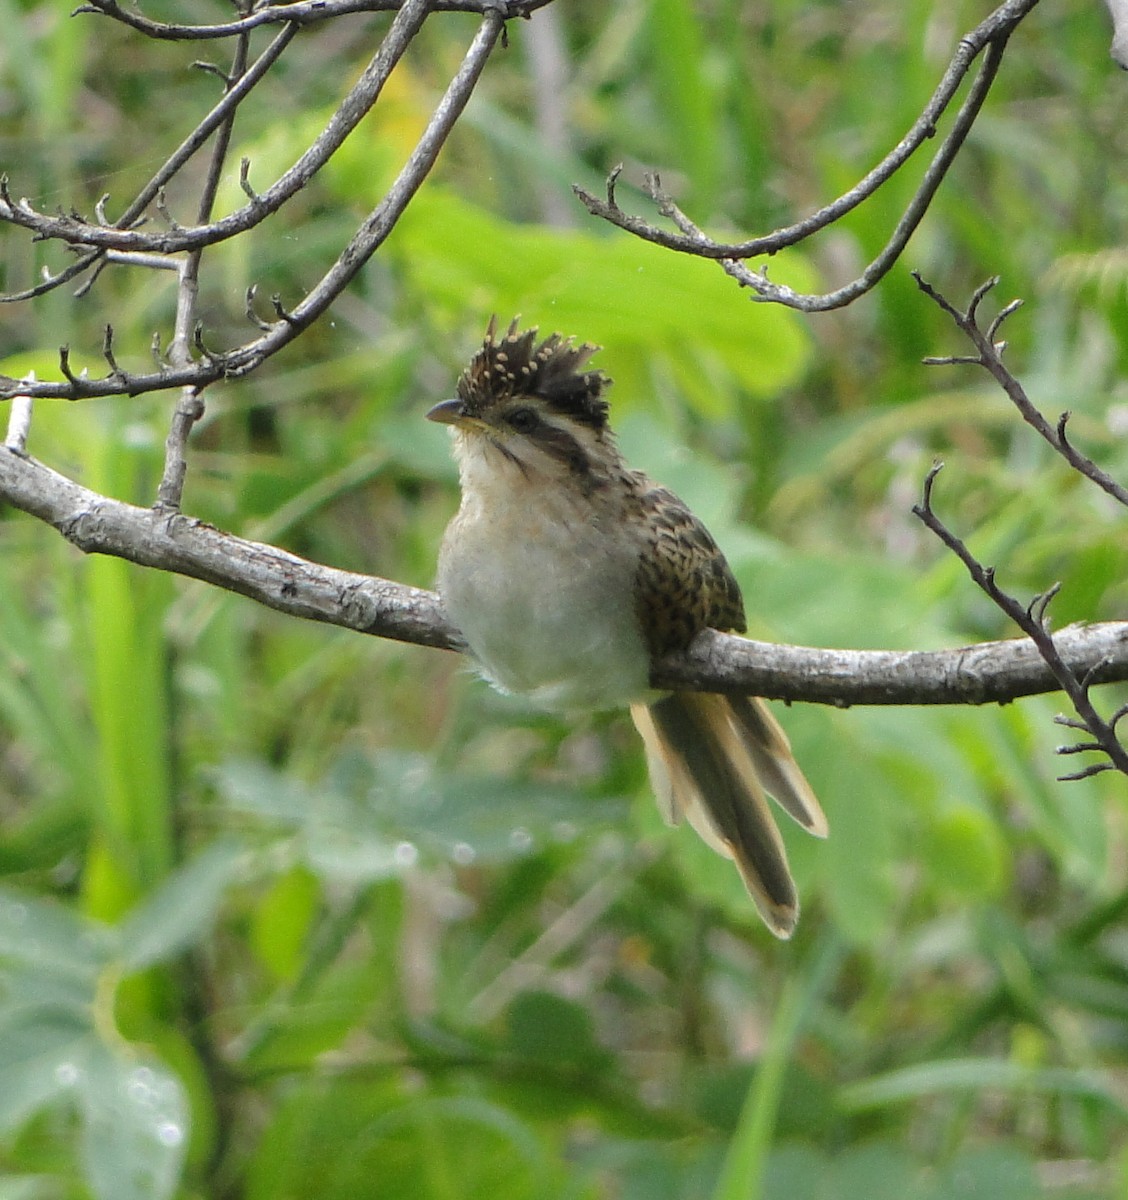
438, 515, 651, 713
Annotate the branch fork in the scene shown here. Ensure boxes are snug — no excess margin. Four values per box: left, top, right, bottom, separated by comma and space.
911, 281, 1128, 780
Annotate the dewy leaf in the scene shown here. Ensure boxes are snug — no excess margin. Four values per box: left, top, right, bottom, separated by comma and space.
77, 1044, 188, 1200
214, 759, 321, 822
118, 840, 244, 973
216, 750, 628, 885
0, 1009, 93, 1133
0, 887, 114, 978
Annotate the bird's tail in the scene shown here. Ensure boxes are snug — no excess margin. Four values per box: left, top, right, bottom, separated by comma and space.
630, 693, 827, 938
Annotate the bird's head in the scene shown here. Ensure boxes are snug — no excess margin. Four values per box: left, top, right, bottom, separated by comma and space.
426, 318, 617, 488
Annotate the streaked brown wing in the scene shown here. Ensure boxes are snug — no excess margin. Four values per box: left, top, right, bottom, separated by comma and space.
630, 477, 745, 656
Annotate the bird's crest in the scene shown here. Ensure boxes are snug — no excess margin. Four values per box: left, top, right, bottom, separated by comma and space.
456, 317, 610, 430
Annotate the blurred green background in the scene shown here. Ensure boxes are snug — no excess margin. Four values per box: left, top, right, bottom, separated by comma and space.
2, 1, 1128, 1197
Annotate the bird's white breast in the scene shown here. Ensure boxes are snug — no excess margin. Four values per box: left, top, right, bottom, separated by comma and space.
437, 444, 651, 713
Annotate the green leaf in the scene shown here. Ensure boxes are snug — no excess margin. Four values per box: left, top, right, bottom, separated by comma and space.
816, 1142, 919, 1200
841, 1057, 1128, 1117
0, 886, 113, 979
645, 0, 720, 207
330, 1096, 552, 1200
77, 1044, 188, 1200
217, 752, 628, 883
0, 1177, 54, 1200
211, 759, 318, 823
118, 840, 244, 972
504, 990, 608, 1072
924, 1146, 1040, 1200
389, 188, 813, 409
0, 1008, 92, 1132
922, 806, 1008, 901
760, 1144, 825, 1200
818, 739, 897, 947
712, 939, 842, 1200
249, 866, 320, 984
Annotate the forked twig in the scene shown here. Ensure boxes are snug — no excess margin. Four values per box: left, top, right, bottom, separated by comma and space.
573, 0, 1038, 311
915, 274, 1128, 508
913, 463, 1128, 780
0, 1, 508, 404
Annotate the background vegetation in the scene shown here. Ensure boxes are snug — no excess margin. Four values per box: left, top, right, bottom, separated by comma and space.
2, 1, 1127, 1197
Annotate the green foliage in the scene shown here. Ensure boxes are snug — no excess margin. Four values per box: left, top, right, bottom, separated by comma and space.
0, 844, 242, 1200
2, 2, 1127, 1198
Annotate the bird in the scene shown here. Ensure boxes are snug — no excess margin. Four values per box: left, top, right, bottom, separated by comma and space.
426, 318, 827, 937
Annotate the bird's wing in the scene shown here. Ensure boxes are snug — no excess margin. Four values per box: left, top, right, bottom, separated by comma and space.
629, 478, 746, 656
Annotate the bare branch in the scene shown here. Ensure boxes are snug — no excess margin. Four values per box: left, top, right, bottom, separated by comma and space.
75, 0, 552, 41
1057, 761, 1116, 782
100, 325, 124, 379
912, 464, 1128, 776
718, 37, 1009, 311
155, 30, 251, 512
4, 381, 34, 453
244, 286, 272, 332
0, 23, 297, 305
156, 389, 207, 511
915, 275, 1128, 508
0, 4, 507, 402
3, 445, 1128, 707
0, 4, 424, 259
572, 0, 1038, 311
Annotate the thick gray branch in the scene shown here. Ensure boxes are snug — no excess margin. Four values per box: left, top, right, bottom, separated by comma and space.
1108, 0, 1128, 68
0, 447, 453, 650
4, 445, 1127, 707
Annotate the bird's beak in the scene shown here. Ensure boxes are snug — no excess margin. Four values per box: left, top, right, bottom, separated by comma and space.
425, 398, 466, 426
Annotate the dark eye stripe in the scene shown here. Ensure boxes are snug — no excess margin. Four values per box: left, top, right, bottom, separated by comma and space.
528, 419, 591, 478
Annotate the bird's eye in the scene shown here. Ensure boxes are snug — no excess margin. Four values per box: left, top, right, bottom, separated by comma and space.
505, 407, 539, 433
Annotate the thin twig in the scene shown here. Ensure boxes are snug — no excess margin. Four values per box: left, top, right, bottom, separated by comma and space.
915, 275, 1128, 508
157, 29, 252, 511
0, 0, 437, 259
912, 464, 1128, 778
3, 377, 34, 453
74, 0, 552, 41
0, 0, 504, 402
573, 0, 1039, 294
731, 36, 1008, 311
0, 23, 297, 305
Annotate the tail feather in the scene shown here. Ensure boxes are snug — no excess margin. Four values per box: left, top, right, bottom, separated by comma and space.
727, 695, 828, 838
630, 693, 825, 939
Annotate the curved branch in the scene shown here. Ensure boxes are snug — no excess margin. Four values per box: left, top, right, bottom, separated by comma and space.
4, 444, 1126, 707
723, 36, 1008, 311
0, 23, 298, 306
0, 445, 454, 649
573, 0, 1039, 302
912, 462, 1128, 774
915, 275, 1128, 508
76, 0, 554, 41
0, 0, 430, 257
0, 5, 506, 401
